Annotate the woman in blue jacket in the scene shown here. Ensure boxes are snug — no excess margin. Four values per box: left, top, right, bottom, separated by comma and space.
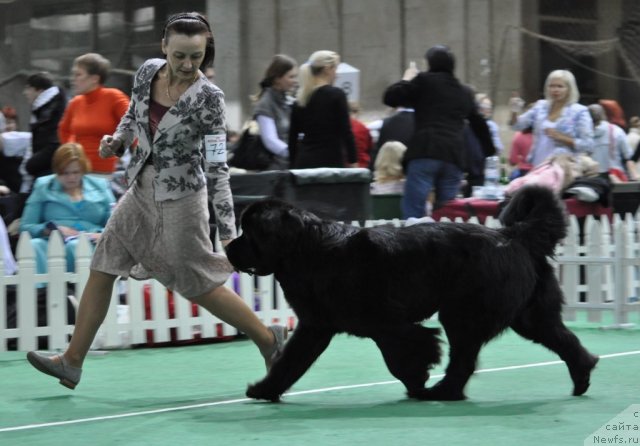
20, 143, 115, 275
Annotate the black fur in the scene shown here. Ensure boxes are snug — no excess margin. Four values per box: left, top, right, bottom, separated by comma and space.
226, 185, 598, 402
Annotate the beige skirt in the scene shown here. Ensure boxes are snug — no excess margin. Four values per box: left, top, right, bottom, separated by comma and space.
91, 165, 233, 298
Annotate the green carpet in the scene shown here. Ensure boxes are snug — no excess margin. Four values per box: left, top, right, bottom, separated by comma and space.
1, 325, 638, 446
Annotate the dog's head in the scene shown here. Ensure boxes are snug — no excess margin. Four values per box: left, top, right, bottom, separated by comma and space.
226, 199, 321, 276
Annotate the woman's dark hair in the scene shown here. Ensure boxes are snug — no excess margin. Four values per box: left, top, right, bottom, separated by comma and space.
26, 72, 54, 91
163, 12, 215, 69
425, 45, 455, 73
254, 54, 297, 99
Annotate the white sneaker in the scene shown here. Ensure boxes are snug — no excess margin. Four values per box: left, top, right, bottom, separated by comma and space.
565, 186, 599, 202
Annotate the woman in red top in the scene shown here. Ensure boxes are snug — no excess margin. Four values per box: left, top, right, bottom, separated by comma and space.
58, 53, 130, 175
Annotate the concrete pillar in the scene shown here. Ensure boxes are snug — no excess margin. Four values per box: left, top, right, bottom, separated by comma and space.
207, 0, 244, 131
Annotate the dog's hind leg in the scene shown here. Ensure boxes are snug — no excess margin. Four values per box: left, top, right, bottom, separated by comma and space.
413, 330, 484, 401
372, 324, 441, 397
246, 324, 334, 402
511, 276, 599, 396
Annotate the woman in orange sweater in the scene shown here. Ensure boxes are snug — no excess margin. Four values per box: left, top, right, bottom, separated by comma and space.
58, 53, 130, 175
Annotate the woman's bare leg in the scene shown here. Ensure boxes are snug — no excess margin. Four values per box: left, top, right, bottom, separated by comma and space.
62, 270, 118, 368
191, 285, 276, 357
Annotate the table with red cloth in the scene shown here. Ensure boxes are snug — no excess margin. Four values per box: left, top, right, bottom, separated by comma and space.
431, 197, 612, 224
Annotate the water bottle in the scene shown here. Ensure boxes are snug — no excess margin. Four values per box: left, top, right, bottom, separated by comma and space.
484, 155, 500, 199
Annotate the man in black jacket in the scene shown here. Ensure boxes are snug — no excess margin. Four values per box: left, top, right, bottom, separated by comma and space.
369, 107, 415, 170
383, 45, 495, 218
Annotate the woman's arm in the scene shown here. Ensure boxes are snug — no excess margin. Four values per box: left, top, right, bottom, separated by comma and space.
334, 89, 357, 166
19, 180, 50, 238
568, 107, 594, 154
111, 94, 137, 151
57, 101, 75, 143
287, 105, 301, 166
202, 88, 237, 242
511, 100, 540, 131
256, 115, 288, 157
383, 80, 417, 109
383, 67, 419, 108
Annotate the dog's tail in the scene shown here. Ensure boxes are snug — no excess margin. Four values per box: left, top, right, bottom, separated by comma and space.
499, 185, 567, 259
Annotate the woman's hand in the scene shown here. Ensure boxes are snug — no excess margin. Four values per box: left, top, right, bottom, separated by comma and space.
99, 135, 123, 158
402, 65, 419, 81
57, 225, 80, 238
508, 93, 525, 126
544, 128, 573, 147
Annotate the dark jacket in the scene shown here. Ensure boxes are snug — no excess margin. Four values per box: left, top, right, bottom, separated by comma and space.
383, 69, 494, 169
288, 85, 357, 168
370, 109, 415, 169
25, 89, 67, 178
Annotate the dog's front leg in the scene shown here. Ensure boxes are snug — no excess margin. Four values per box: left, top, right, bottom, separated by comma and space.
247, 323, 334, 402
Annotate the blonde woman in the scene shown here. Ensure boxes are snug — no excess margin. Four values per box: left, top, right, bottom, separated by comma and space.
371, 141, 407, 195
287, 50, 357, 168
509, 69, 593, 167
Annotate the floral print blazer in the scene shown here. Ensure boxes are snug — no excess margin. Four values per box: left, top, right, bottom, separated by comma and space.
113, 58, 236, 240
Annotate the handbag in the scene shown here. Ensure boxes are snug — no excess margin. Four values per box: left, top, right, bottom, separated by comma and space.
228, 120, 274, 170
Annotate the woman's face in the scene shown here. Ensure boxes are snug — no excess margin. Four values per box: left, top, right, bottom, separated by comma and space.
23, 85, 40, 104
547, 78, 569, 103
273, 67, 298, 93
162, 32, 207, 81
71, 65, 100, 95
57, 160, 84, 191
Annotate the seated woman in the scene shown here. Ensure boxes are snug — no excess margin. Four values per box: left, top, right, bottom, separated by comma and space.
370, 141, 407, 195
20, 143, 115, 276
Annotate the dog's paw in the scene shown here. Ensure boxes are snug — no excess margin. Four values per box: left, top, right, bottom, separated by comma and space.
246, 381, 282, 402
409, 383, 466, 401
571, 354, 599, 396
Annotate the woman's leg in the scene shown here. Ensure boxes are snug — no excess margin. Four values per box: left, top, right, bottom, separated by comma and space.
190, 285, 277, 358
63, 269, 118, 367
402, 159, 438, 219
434, 162, 464, 208
65, 239, 79, 273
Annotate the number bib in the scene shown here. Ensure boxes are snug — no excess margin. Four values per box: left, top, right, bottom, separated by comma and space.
204, 133, 227, 163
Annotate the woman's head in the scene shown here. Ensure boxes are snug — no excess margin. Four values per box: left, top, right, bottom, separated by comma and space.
24, 72, 54, 104
296, 50, 340, 106
72, 53, 110, 94
2, 106, 17, 131
52, 143, 91, 178
630, 116, 640, 129
258, 54, 298, 96
544, 70, 579, 105
374, 141, 407, 182
426, 45, 455, 73
162, 12, 214, 72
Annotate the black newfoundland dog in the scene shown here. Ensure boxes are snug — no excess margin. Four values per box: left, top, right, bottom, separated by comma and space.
226, 186, 599, 402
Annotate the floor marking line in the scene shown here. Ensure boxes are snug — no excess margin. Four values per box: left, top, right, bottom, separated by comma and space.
2, 349, 639, 433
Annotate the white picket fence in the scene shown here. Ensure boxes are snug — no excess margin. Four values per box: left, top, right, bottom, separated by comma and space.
1, 214, 639, 352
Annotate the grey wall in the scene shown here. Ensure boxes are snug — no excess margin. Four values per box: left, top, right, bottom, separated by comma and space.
208, 0, 523, 131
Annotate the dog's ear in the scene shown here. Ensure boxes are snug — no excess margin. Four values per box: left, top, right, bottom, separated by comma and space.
284, 207, 322, 229
283, 208, 306, 229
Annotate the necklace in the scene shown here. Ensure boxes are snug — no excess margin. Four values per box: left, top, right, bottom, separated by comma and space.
165, 73, 199, 102
166, 80, 179, 102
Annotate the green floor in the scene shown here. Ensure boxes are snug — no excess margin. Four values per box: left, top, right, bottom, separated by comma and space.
1, 323, 638, 446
